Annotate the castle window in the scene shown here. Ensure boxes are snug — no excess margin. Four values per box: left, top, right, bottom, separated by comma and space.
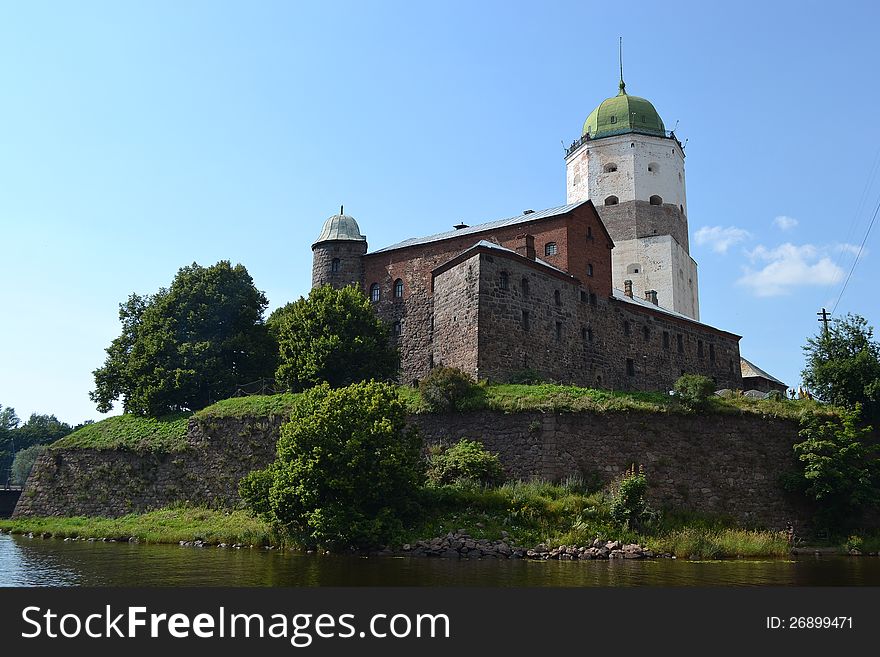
663, 331, 670, 349
587, 226, 593, 239
680, 204, 684, 214
394, 278, 404, 298
522, 310, 530, 332
370, 283, 380, 302
522, 278, 529, 297
624, 320, 630, 336
587, 263, 594, 277
581, 326, 587, 341
587, 327, 593, 342
393, 321, 402, 336
429, 355, 435, 369
627, 263, 640, 275
500, 271, 509, 290
626, 358, 635, 376
580, 290, 587, 302
643, 326, 650, 342
677, 334, 684, 353
556, 321, 563, 342
649, 195, 663, 206
603, 163, 618, 173
698, 340, 704, 358
709, 344, 716, 363
609, 115, 617, 124
604, 195, 619, 206
545, 242, 558, 256
554, 290, 561, 306
647, 162, 659, 174
729, 358, 733, 373
590, 293, 597, 306
331, 258, 340, 273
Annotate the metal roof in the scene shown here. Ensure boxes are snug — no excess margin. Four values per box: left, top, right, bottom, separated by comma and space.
611, 289, 739, 338
313, 214, 366, 245
372, 201, 589, 254
740, 357, 786, 386
470, 240, 571, 276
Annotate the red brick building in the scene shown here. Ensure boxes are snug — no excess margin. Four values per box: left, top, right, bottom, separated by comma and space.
311, 201, 743, 392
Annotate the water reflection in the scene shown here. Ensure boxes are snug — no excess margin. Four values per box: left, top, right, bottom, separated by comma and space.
2, 533, 879, 587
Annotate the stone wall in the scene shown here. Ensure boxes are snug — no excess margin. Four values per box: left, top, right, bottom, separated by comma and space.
14, 409, 819, 530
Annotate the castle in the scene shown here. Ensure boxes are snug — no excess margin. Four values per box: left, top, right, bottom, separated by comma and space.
310, 74, 745, 393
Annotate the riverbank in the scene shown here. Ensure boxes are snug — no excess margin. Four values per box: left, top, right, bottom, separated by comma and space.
0, 477, 801, 559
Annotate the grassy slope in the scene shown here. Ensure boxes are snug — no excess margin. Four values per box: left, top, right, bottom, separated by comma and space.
51, 413, 191, 452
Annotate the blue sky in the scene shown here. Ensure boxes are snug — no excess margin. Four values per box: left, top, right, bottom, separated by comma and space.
1, 0, 878, 424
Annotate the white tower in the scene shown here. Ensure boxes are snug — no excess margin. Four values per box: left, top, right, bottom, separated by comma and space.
565, 71, 699, 320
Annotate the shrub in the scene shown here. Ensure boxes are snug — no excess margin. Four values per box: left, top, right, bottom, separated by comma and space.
239, 382, 422, 549
673, 374, 716, 410
419, 366, 479, 412
426, 439, 505, 487
609, 464, 657, 530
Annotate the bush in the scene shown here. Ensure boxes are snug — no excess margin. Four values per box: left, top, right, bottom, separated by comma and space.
609, 464, 657, 530
11, 445, 47, 485
792, 408, 877, 529
239, 382, 422, 549
419, 366, 479, 412
673, 374, 716, 410
426, 439, 505, 487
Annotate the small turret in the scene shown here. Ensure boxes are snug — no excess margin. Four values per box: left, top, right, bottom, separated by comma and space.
311, 206, 367, 289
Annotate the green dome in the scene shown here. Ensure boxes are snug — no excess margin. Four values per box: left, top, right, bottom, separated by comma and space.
583, 83, 666, 139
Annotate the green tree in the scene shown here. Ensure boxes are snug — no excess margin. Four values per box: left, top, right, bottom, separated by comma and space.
0, 404, 20, 485
802, 313, 880, 423
792, 409, 877, 528
11, 444, 48, 486
673, 374, 716, 410
269, 285, 398, 392
90, 261, 276, 416
239, 382, 422, 549
14, 413, 73, 449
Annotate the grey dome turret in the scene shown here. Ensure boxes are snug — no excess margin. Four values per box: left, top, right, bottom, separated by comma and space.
313, 207, 366, 246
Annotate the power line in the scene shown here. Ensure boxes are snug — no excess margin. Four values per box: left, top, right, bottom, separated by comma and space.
831, 193, 880, 315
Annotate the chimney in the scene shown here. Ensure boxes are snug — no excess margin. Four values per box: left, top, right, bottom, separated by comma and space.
645, 290, 658, 305
624, 280, 633, 298
453, 222, 469, 230
515, 233, 536, 260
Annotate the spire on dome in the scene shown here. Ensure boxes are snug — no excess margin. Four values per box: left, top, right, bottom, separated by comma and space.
618, 36, 626, 95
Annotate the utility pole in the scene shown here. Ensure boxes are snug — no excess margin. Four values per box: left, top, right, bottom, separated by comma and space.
817, 308, 831, 335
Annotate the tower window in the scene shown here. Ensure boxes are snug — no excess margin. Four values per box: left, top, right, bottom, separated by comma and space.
587, 226, 593, 239
556, 321, 563, 342
394, 278, 404, 298
604, 195, 619, 206
554, 290, 561, 306
545, 242, 558, 256
522, 310, 530, 332
609, 115, 617, 124
710, 344, 716, 362
680, 204, 684, 214
500, 271, 509, 290
643, 326, 650, 342
677, 334, 684, 353
647, 162, 659, 173
587, 263, 594, 277
331, 258, 340, 273
587, 327, 593, 342
522, 278, 529, 297
663, 331, 670, 349
626, 358, 635, 376
580, 290, 587, 302
393, 321, 401, 336
581, 326, 587, 341
603, 163, 618, 173
370, 283, 380, 302
626, 263, 640, 275
649, 195, 663, 206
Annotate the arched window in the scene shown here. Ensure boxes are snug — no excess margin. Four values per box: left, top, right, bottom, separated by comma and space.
554, 290, 561, 306
521, 278, 529, 297
627, 263, 640, 274
604, 195, 619, 206
587, 263, 594, 277
680, 204, 684, 214
649, 195, 663, 205
331, 258, 340, 273
603, 163, 618, 173
609, 115, 617, 124
499, 271, 509, 290
647, 162, 659, 173
394, 279, 404, 298
370, 283, 380, 302
545, 242, 558, 256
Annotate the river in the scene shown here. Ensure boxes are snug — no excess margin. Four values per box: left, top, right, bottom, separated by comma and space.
2, 532, 879, 586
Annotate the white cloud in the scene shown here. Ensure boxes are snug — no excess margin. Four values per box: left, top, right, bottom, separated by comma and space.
773, 215, 799, 230
737, 242, 845, 297
834, 243, 862, 256
694, 225, 751, 253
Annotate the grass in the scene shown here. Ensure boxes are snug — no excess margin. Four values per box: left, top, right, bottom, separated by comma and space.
51, 413, 191, 452
0, 506, 274, 546
194, 393, 302, 421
